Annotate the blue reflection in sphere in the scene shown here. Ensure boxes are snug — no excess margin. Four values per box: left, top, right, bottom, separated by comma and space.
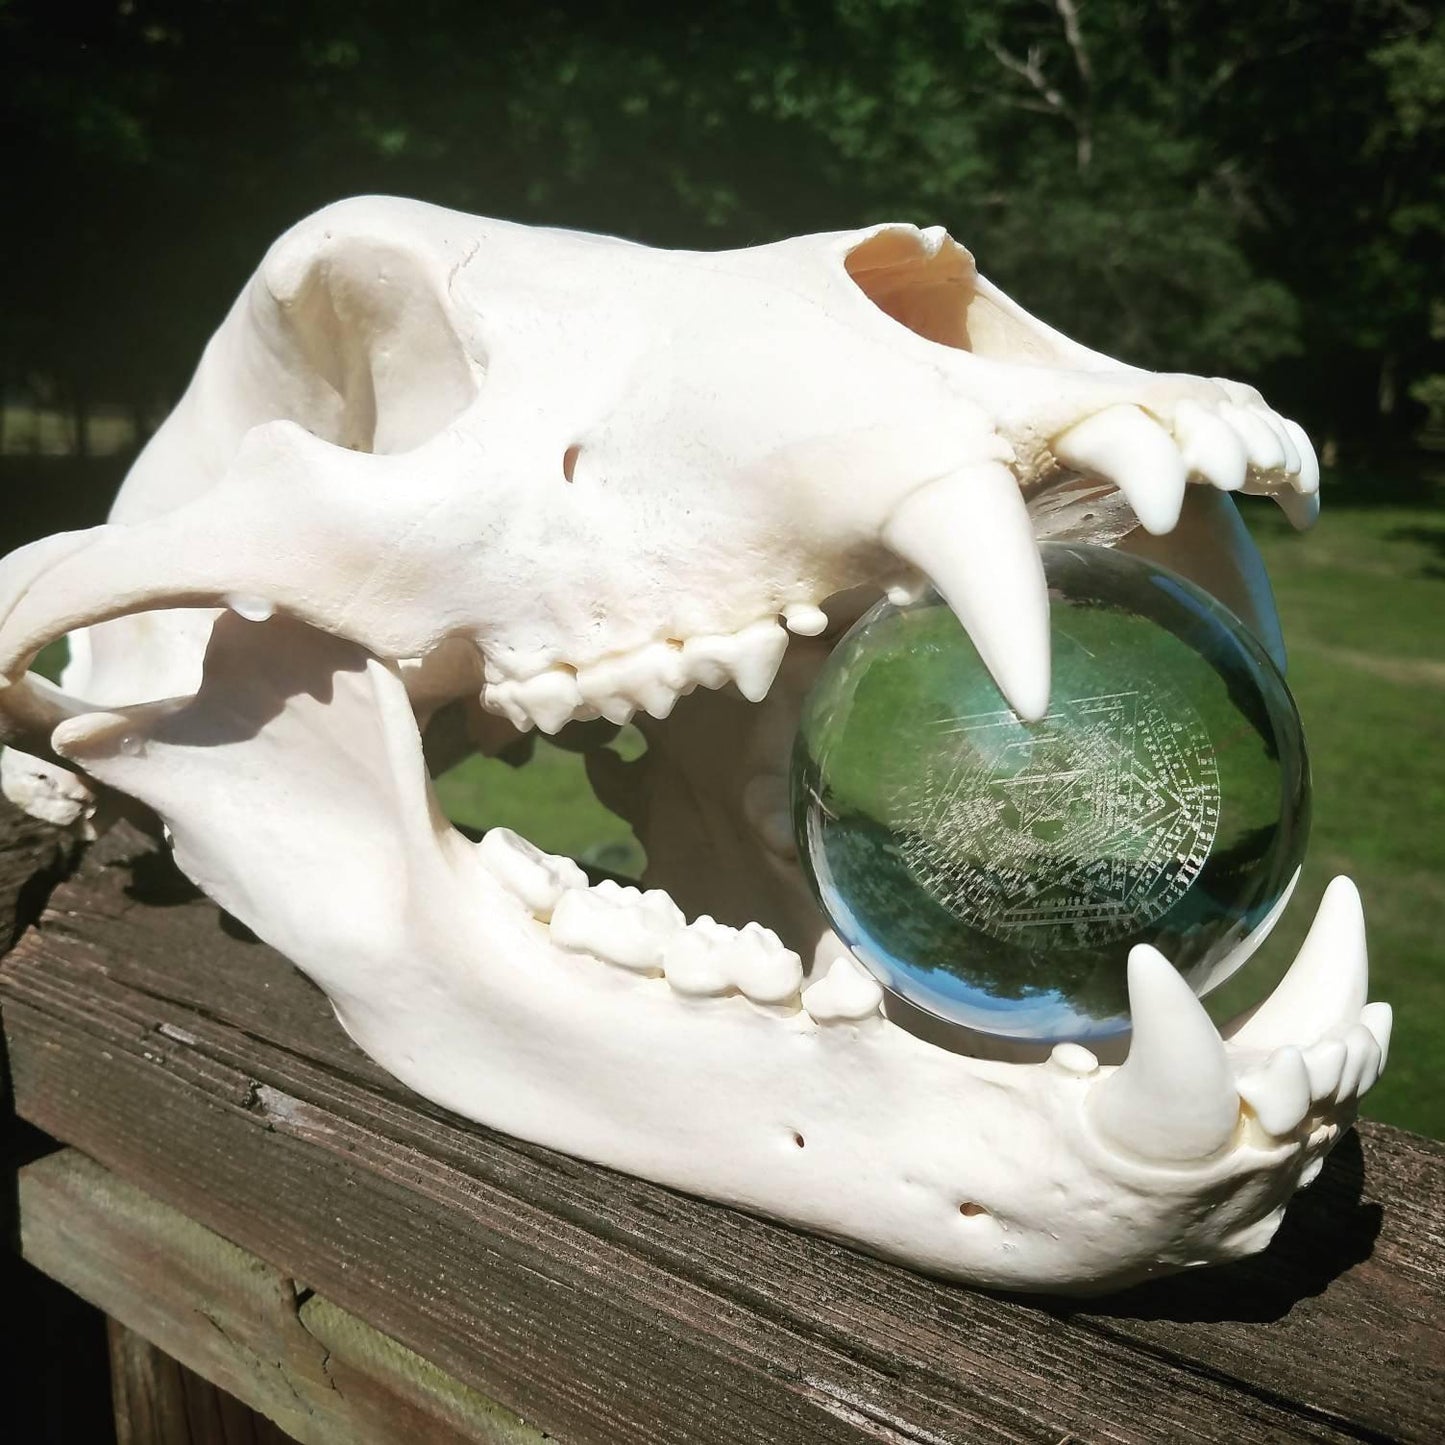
792, 541, 1310, 1043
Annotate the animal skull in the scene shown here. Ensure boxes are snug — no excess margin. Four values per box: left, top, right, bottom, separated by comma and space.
0, 198, 1388, 1293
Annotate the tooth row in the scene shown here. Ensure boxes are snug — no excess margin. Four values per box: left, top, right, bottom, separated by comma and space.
480, 617, 791, 733
1051, 393, 1320, 538
1235, 1005, 1391, 1139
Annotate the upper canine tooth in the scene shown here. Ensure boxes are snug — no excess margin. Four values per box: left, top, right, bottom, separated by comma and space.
1088, 944, 1238, 1162
881, 461, 1051, 721
663, 917, 803, 1005
550, 884, 683, 973
802, 954, 883, 1024
1236, 1046, 1312, 1138
1052, 405, 1188, 536
475, 827, 587, 920
1228, 877, 1368, 1052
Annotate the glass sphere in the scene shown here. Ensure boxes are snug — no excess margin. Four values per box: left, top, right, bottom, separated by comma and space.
793, 541, 1310, 1043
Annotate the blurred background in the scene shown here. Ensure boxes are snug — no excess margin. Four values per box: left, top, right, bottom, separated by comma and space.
0, 0, 1440, 1135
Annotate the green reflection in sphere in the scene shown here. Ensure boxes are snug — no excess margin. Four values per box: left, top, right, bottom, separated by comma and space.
793, 541, 1310, 1043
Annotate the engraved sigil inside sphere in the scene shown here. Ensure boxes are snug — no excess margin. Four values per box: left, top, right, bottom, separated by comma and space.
792, 541, 1311, 1043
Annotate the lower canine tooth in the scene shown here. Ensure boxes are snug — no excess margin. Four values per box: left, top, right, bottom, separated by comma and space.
550, 885, 681, 973
663, 917, 802, 1005
475, 828, 587, 920
802, 955, 883, 1024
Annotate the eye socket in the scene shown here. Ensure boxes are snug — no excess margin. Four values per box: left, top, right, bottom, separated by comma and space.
562, 444, 581, 483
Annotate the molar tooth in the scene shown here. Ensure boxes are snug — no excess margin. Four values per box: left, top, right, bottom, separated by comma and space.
881, 462, 1050, 721
802, 954, 884, 1024
1052, 405, 1188, 536
783, 602, 829, 637
1088, 944, 1238, 1162
549, 884, 682, 973
475, 827, 586, 920
1228, 877, 1368, 1052
1237, 1046, 1312, 1137
663, 916, 803, 1005
1302, 1038, 1347, 1103
479, 680, 535, 732
510, 667, 586, 735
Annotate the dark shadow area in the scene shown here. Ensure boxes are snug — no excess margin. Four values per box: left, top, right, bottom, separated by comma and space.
1035, 1129, 1379, 1325
1, 1030, 117, 1445
120, 843, 203, 909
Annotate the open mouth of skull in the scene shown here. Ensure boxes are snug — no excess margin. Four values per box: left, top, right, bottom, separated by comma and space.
0, 203, 1390, 1293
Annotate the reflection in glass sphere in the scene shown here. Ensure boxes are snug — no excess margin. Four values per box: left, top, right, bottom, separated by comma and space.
793, 541, 1310, 1043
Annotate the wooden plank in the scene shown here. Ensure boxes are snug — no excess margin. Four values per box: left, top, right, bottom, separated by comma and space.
21, 1148, 544, 1445
4, 824, 1442, 1442
109, 1319, 294, 1445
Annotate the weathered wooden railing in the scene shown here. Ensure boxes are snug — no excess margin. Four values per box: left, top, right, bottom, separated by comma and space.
2, 801, 1441, 1443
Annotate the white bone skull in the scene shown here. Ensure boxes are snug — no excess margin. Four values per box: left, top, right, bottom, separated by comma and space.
0, 198, 1389, 1294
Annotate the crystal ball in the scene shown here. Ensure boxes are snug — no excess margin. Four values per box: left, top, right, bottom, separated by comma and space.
793, 541, 1310, 1043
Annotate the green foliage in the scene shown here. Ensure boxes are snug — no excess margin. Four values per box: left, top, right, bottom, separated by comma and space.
0, 1, 1439, 444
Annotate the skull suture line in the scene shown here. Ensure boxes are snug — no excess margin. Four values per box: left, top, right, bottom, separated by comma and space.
0, 198, 1389, 1294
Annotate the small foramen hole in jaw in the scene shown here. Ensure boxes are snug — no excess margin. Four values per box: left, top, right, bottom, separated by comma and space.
959, 1201, 989, 1218
792, 1132, 806, 1150
562, 444, 581, 482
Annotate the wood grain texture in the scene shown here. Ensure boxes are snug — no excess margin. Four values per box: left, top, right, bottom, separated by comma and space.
3, 816, 1442, 1444
23, 1149, 544, 1445
109, 1318, 297, 1445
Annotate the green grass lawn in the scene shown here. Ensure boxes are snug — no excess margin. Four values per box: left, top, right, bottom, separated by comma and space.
436, 489, 1443, 1139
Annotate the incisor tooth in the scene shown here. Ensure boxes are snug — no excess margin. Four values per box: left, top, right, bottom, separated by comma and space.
1237, 1046, 1312, 1138
1360, 1001, 1392, 1072
1173, 400, 1248, 492
1337, 1022, 1382, 1100
1302, 1038, 1347, 1103
783, 602, 829, 636
475, 828, 586, 920
1281, 417, 1320, 495
1222, 402, 1287, 473
1052, 405, 1188, 536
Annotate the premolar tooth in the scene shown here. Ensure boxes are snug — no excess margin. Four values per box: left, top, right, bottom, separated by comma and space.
783, 602, 829, 637
1302, 1038, 1347, 1103
1237, 1046, 1312, 1137
575, 656, 640, 725
550, 884, 683, 973
681, 619, 788, 702
881, 462, 1050, 721
1360, 1002, 1393, 1072
730, 619, 789, 702
1052, 405, 1188, 536
663, 917, 803, 1005
802, 954, 883, 1024
1228, 877, 1368, 1052
1088, 945, 1238, 1162
475, 827, 586, 920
